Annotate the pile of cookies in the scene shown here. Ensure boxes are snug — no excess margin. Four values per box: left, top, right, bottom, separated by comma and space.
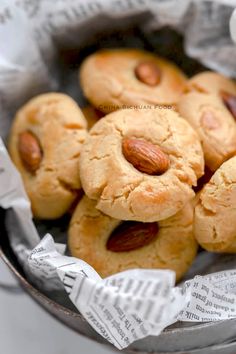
8, 48, 236, 281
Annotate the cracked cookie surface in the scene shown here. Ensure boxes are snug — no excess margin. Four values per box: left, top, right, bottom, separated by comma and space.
9, 93, 87, 219
80, 49, 187, 113
79, 108, 204, 222
177, 92, 236, 171
69, 196, 197, 280
194, 156, 236, 252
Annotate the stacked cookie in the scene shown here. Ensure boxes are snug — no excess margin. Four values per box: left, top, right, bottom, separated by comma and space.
177, 72, 236, 253
69, 106, 203, 280
9, 93, 87, 219
8, 48, 236, 281
178, 72, 236, 171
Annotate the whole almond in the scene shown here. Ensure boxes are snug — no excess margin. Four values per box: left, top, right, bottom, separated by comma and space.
107, 221, 158, 252
135, 61, 161, 86
221, 90, 236, 119
201, 111, 220, 130
122, 138, 170, 175
18, 131, 42, 173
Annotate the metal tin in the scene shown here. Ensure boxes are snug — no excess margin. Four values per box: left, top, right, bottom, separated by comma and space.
1, 239, 236, 354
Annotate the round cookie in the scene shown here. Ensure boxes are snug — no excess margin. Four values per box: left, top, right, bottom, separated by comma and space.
69, 196, 197, 281
80, 49, 187, 113
79, 108, 204, 222
194, 156, 236, 252
9, 93, 87, 219
187, 71, 236, 97
177, 92, 236, 171
82, 105, 104, 130
187, 71, 236, 120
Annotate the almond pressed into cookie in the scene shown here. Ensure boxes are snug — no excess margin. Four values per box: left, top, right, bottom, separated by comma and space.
80, 48, 187, 113
9, 93, 87, 219
69, 196, 197, 281
79, 108, 204, 222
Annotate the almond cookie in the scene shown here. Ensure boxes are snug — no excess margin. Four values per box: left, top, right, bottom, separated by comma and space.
187, 71, 236, 96
69, 196, 197, 280
79, 108, 204, 222
9, 93, 87, 219
194, 156, 236, 252
177, 92, 236, 171
187, 71, 236, 120
80, 49, 187, 113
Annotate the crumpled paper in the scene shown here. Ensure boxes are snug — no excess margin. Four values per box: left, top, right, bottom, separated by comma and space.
1, 0, 236, 349
2, 139, 236, 349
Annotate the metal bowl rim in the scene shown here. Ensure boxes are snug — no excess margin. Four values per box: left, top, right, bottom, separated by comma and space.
0, 247, 230, 336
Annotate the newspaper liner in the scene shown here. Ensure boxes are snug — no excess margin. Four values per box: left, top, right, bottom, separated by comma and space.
2, 141, 236, 350
1, 0, 236, 349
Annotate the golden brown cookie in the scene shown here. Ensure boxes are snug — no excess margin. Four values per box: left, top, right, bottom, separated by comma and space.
82, 105, 104, 130
80, 49, 187, 113
177, 92, 236, 171
187, 71, 236, 120
79, 108, 204, 222
9, 93, 87, 219
194, 156, 236, 252
69, 196, 197, 281
187, 71, 236, 96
